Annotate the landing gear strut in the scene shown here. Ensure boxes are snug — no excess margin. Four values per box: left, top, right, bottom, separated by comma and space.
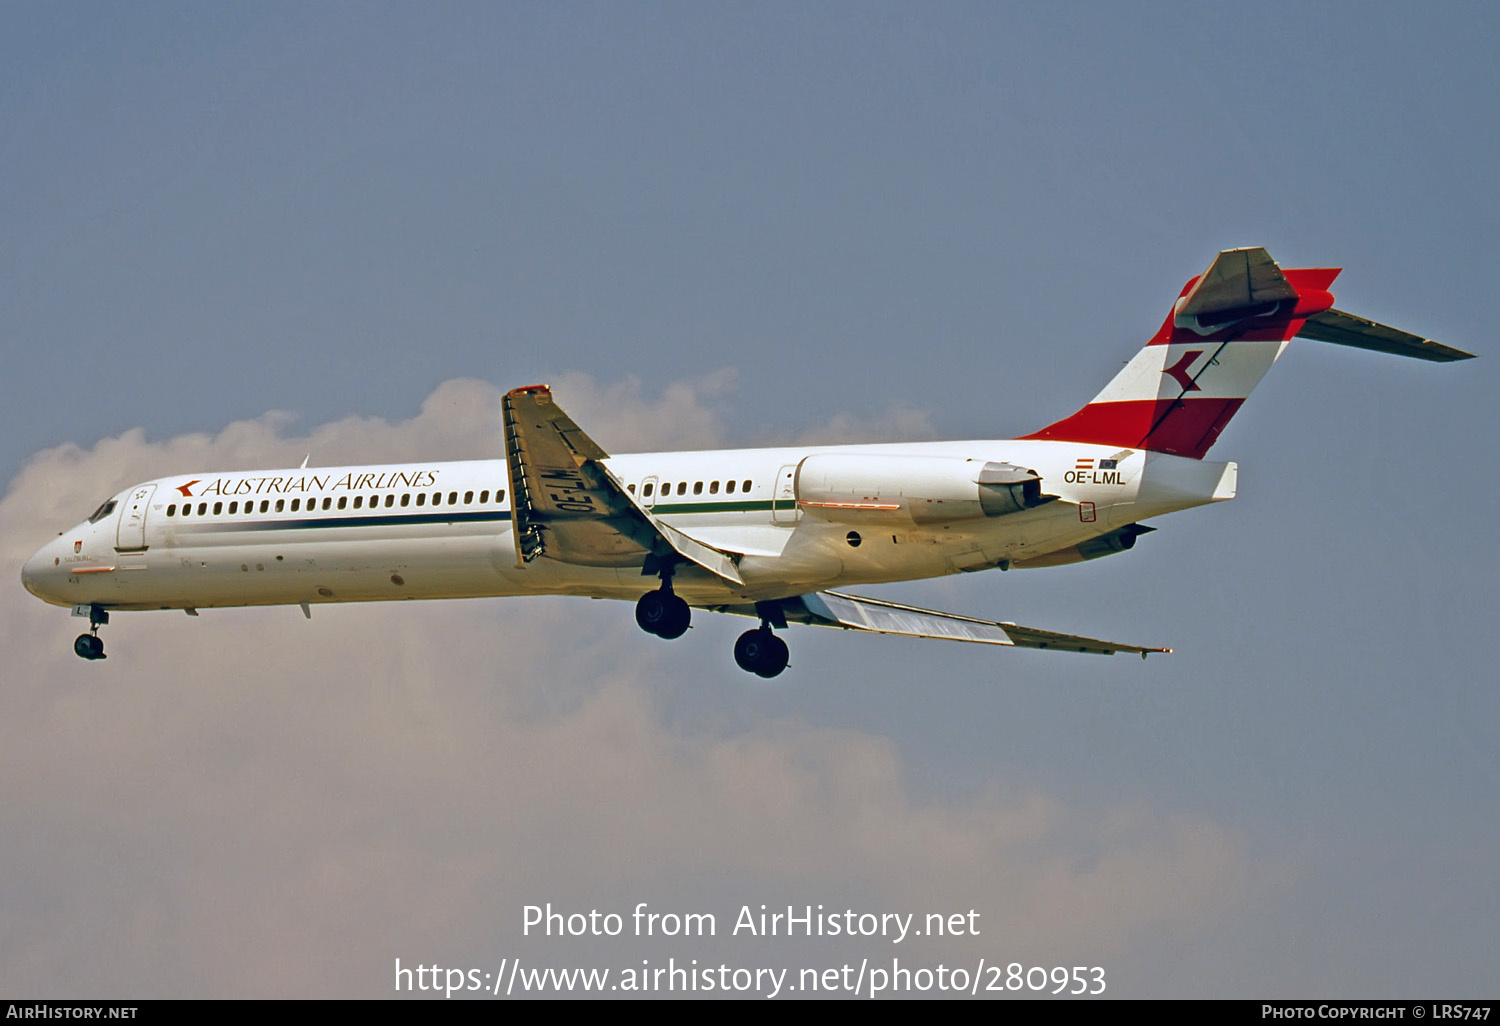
73, 605, 108, 661
734, 626, 789, 678
635, 564, 690, 640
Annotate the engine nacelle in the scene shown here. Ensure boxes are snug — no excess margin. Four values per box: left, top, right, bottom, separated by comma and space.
1012, 524, 1155, 568
795, 453, 1054, 525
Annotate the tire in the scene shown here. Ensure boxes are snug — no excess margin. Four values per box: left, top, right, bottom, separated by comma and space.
733, 629, 764, 672
637, 591, 690, 639
754, 633, 789, 678
635, 591, 669, 635
655, 594, 690, 640
734, 628, 788, 677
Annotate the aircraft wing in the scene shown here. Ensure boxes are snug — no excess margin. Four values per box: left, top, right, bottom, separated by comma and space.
709, 590, 1171, 658
502, 385, 744, 584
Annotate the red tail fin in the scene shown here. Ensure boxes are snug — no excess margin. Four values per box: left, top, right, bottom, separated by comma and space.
1024, 248, 1339, 459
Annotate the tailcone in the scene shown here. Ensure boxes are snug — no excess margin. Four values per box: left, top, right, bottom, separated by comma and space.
1133, 454, 1237, 516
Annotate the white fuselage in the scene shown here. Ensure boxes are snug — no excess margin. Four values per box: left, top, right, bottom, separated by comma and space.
21, 440, 1235, 614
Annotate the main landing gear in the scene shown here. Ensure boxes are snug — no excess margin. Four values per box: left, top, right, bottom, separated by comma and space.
635, 564, 790, 678
73, 605, 108, 661
635, 566, 690, 640
733, 626, 789, 679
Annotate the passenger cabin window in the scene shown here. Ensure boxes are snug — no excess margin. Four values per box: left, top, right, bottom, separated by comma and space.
643, 483, 654, 497
480, 490, 490, 503
464, 491, 474, 504
338, 496, 347, 510
354, 496, 363, 509
678, 482, 687, 496
743, 479, 751, 492
385, 495, 395, 508
400, 494, 410, 507
416, 493, 426, 506
275, 499, 284, 513
627, 484, 635, 494
213, 502, 223, 515
726, 480, 735, 493
229, 501, 239, 514
693, 481, 703, 495
448, 491, 458, 505
291, 499, 301, 512
167, 504, 177, 516
198, 502, 208, 515
709, 481, 719, 494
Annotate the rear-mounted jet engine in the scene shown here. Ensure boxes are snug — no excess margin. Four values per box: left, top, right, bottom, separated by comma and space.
794, 453, 1056, 525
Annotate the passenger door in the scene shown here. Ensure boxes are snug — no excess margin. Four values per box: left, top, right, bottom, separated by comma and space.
771, 464, 800, 524
116, 484, 156, 551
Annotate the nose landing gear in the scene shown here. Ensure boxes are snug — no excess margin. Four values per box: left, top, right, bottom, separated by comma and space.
73, 605, 108, 661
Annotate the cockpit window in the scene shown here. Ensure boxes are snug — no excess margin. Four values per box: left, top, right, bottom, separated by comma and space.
87, 500, 117, 524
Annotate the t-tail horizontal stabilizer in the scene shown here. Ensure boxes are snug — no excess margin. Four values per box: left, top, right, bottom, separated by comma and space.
788, 591, 1171, 658
1296, 308, 1475, 362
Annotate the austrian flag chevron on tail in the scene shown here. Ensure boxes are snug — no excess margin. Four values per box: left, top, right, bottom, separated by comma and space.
1024, 247, 1472, 459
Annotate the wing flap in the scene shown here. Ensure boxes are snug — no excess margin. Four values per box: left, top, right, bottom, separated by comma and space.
1296, 308, 1476, 362
782, 591, 1170, 657
643, 510, 745, 584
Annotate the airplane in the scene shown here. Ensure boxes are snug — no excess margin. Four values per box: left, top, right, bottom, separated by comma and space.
21, 247, 1474, 676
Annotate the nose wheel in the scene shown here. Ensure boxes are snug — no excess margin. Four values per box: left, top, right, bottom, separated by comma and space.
73, 605, 108, 660
734, 627, 789, 678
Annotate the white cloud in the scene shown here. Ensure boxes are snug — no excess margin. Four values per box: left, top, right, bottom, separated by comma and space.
1, 377, 1265, 996
786, 406, 938, 446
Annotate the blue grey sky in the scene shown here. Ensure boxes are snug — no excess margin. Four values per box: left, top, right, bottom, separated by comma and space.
2, 1, 1496, 998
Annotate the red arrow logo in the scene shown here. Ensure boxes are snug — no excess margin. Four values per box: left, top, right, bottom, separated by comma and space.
175, 480, 201, 498
1163, 350, 1204, 392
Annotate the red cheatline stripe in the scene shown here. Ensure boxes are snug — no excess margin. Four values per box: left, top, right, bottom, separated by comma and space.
798, 500, 902, 511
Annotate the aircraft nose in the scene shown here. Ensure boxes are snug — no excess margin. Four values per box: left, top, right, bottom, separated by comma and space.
22, 539, 67, 605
